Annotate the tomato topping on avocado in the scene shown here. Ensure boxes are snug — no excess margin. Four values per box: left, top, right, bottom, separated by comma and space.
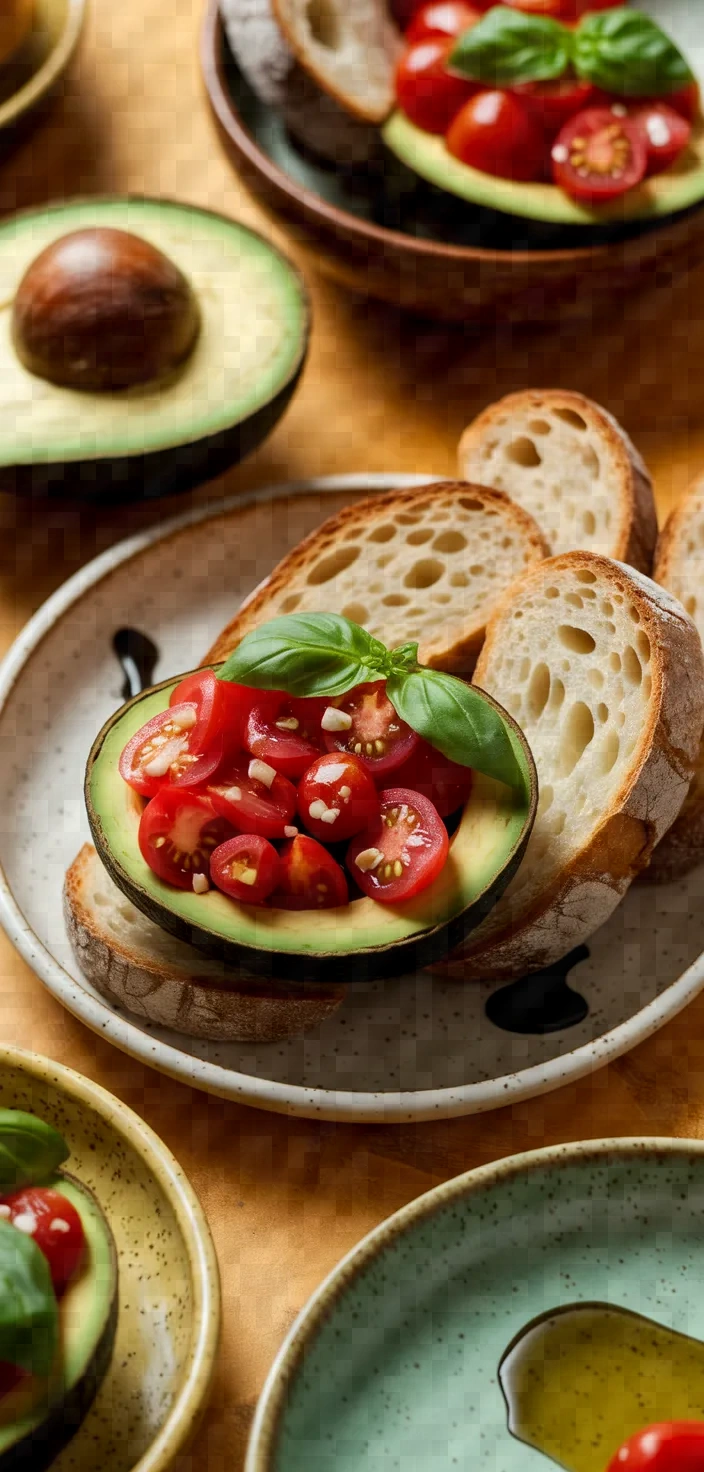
322, 682, 419, 777
298, 752, 379, 842
395, 37, 477, 134
211, 834, 281, 905
630, 102, 691, 177
138, 788, 233, 890
347, 788, 449, 904
605, 1421, 704, 1472
272, 835, 349, 910
245, 692, 326, 779
406, 2, 481, 44
447, 89, 546, 180
551, 107, 647, 204
0, 1187, 85, 1296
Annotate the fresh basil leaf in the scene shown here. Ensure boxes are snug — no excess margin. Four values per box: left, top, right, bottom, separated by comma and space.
574, 9, 693, 96
0, 1218, 58, 1376
386, 668, 526, 791
0, 1111, 69, 1191
218, 613, 390, 698
450, 6, 572, 86
390, 642, 420, 673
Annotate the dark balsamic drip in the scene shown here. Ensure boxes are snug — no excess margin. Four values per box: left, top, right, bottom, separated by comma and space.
485, 945, 590, 1036
113, 627, 159, 700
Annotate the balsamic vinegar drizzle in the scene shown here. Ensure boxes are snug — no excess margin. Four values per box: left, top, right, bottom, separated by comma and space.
485, 945, 590, 1036
113, 628, 159, 700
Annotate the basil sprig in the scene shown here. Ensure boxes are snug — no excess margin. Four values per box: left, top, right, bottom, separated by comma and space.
219, 614, 526, 792
0, 1111, 69, 1191
0, 1218, 58, 1376
449, 5, 693, 98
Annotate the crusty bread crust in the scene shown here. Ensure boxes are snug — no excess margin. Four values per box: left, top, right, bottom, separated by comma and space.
458, 390, 658, 574
273, 0, 401, 124
64, 845, 345, 1043
204, 481, 550, 673
439, 552, 704, 980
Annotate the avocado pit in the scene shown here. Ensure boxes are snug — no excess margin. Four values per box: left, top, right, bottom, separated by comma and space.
11, 227, 201, 392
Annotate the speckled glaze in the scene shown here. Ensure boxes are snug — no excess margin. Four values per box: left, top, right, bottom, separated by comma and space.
0, 1044, 220, 1471
0, 0, 85, 134
246, 1139, 704, 1471
1, 477, 704, 1122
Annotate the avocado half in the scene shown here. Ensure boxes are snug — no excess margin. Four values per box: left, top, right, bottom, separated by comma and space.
85, 672, 538, 987
0, 1173, 118, 1472
383, 111, 704, 226
0, 197, 309, 499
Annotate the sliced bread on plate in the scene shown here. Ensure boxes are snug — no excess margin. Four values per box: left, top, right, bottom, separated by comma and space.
438, 551, 704, 981
64, 844, 345, 1042
273, 0, 401, 122
204, 481, 550, 674
646, 477, 704, 882
458, 390, 658, 572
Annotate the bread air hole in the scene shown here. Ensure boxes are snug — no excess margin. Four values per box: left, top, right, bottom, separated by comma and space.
305, 0, 341, 49
307, 546, 360, 584
342, 602, 369, 624
583, 510, 597, 536
555, 407, 588, 431
576, 569, 597, 584
558, 702, 594, 777
528, 419, 551, 436
558, 625, 597, 655
281, 595, 302, 613
405, 558, 444, 590
433, 530, 467, 553
589, 669, 604, 689
549, 678, 565, 711
623, 645, 643, 685
565, 593, 584, 610
581, 445, 600, 478
459, 497, 484, 512
451, 571, 470, 587
368, 524, 396, 543
527, 662, 550, 720
636, 631, 651, 663
383, 594, 409, 607
506, 437, 542, 469
601, 729, 620, 775
609, 652, 622, 672
686, 594, 698, 617
406, 528, 433, 546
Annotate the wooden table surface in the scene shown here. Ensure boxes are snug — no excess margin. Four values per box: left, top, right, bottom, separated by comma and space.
3, 2, 704, 1467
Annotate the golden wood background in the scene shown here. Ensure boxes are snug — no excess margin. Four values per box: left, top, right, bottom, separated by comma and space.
2, 2, 704, 1466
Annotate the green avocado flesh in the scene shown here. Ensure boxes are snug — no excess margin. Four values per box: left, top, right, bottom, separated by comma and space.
0, 1175, 117, 1467
86, 675, 537, 985
383, 111, 704, 226
0, 197, 308, 465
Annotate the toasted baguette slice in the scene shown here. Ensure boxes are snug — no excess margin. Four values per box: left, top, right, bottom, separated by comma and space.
204, 482, 550, 674
438, 552, 704, 981
273, 0, 401, 123
645, 476, 704, 881
64, 845, 345, 1043
458, 390, 657, 573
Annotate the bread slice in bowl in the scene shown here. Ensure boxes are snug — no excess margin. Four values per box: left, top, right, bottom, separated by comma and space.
273, 0, 401, 122
437, 551, 704, 981
64, 844, 345, 1042
645, 476, 704, 882
458, 390, 658, 573
204, 481, 550, 674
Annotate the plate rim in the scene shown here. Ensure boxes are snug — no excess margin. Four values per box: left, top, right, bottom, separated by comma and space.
0, 1040, 221, 1472
1, 474, 704, 1123
244, 1135, 704, 1470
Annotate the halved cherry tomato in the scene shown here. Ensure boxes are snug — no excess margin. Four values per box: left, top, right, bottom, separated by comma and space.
394, 738, 473, 817
323, 682, 419, 778
512, 77, 596, 135
395, 37, 477, 134
272, 834, 348, 911
139, 788, 233, 889
119, 704, 201, 797
606, 1422, 704, 1471
298, 752, 379, 842
406, 2, 481, 43
169, 669, 225, 753
245, 693, 326, 780
211, 835, 281, 906
208, 761, 297, 839
551, 107, 647, 204
347, 787, 449, 904
630, 102, 691, 176
446, 89, 546, 180
0, 1187, 85, 1295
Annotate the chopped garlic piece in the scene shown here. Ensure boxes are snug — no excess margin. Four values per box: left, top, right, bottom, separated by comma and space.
239, 868, 258, 887
339, 785, 351, 800
220, 786, 242, 804
275, 716, 299, 731
284, 825, 299, 838
249, 759, 276, 788
321, 807, 340, 825
170, 704, 198, 731
192, 873, 209, 895
308, 799, 327, 820
13, 1211, 36, 1235
321, 706, 353, 732
49, 1218, 71, 1234
142, 736, 186, 778
355, 847, 384, 873
0, 1205, 10, 1219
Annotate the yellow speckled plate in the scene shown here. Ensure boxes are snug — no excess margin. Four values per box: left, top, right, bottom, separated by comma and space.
0, 1044, 220, 1471
0, 0, 85, 133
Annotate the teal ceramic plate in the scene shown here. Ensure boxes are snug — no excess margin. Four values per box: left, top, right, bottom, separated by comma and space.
247, 1139, 704, 1471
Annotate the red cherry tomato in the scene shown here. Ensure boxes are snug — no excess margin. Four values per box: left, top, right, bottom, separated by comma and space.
446, 89, 546, 180
605, 1422, 704, 1472
0, 1187, 85, 1296
506, 0, 619, 13
323, 682, 419, 779
207, 761, 297, 839
169, 669, 225, 753
667, 81, 701, 123
245, 693, 326, 780
139, 788, 233, 889
119, 704, 203, 797
512, 77, 596, 135
551, 107, 647, 204
630, 102, 691, 176
347, 787, 449, 904
272, 834, 348, 911
407, 2, 481, 43
211, 834, 281, 906
394, 738, 473, 817
395, 37, 477, 134
298, 752, 380, 842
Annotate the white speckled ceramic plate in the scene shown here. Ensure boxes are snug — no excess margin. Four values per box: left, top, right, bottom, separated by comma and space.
0, 1043, 219, 1471
246, 1138, 704, 1472
1, 475, 704, 1123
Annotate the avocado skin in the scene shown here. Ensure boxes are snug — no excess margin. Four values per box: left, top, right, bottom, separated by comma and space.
0, 365, 304, 503
0, 1173, 118, 1472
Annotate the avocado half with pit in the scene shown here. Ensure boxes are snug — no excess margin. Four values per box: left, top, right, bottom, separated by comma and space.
0, 197, 309, 499
0, 1174, 118, 1471
383, 111, 704, 226
85, 671, 538, 987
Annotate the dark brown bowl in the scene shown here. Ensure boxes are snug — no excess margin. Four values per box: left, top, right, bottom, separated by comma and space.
201, 0, 704, 324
